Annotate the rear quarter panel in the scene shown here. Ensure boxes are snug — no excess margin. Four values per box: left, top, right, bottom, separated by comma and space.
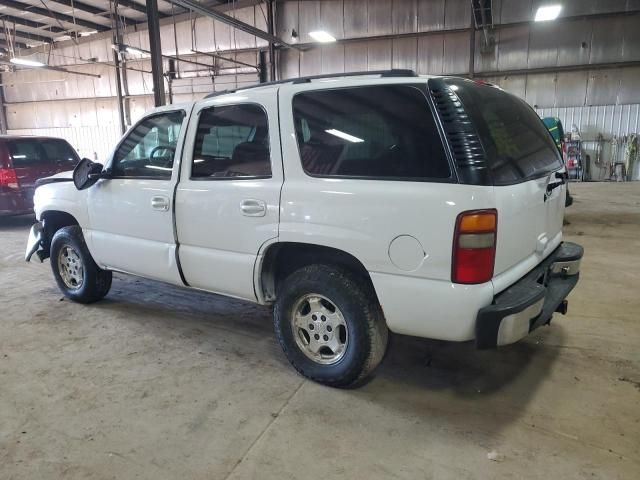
277, 81, 497, 340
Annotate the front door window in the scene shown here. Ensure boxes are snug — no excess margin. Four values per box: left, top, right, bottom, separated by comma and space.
111, 110, 186, 179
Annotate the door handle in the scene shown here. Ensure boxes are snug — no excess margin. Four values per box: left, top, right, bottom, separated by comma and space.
240, 199, 266, 217
151, 195, 170, 211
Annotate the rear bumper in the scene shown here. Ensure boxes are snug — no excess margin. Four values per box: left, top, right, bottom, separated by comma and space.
476, 241, 583, 349
0, 190, 34, 216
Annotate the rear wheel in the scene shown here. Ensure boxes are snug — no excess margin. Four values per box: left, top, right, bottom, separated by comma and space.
274, 264, 388, 387
50, 225, 112, 304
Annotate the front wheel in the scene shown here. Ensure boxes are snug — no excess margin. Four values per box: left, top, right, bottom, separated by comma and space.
50, 225, 112, 304
273, 264, 388, 388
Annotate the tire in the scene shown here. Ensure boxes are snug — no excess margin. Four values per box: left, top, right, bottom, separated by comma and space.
50, 225, 112, 304
274, 264, 388, 388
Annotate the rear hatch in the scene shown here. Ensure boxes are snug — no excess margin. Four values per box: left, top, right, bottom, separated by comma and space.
436, 79, 566, 290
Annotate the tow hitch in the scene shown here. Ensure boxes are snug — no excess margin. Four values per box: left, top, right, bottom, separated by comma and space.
555, 300, 568, 315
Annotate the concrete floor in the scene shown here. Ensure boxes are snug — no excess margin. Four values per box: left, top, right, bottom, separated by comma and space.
1, 183, 638, 479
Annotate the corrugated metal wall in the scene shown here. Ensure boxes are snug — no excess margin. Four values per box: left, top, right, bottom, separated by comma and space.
2, 3, 265, 160
5, 125, 122, 162
276, 0, 640, 179
536, 104, 640, 180
3, 0, 640, 175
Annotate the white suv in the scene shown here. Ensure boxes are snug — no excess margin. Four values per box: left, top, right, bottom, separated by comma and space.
26, 71, 583, 387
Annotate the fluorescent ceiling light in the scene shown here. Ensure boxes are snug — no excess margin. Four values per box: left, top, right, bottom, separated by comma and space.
309, 30, 336, 43
535, 4, 562, 21
10, 57, 45, 67
326, 129, 364, 143
125, 46, 146, 55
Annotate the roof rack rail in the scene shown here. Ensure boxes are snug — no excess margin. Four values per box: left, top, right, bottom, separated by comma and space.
291, 69, 418, 84
204, 69, 418, 99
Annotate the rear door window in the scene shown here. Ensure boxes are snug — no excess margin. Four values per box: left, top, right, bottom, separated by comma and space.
445, 79, 563, 185
292, 85, 451, 181
40, 139, 79, 166
192, 104, 271, 179
8, 140, 46, 167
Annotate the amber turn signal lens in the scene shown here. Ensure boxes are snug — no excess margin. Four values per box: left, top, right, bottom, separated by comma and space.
458, 212, 497, 233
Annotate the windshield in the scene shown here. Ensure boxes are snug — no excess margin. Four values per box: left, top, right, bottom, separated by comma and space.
445, 79, 563, 185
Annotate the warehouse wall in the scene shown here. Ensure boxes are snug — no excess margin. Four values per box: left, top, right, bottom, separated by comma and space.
277, 0, 640, 179
2, 4, 266, 161
3, 0, 640, 177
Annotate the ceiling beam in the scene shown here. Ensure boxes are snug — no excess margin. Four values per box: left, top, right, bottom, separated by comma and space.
0, 14, 66, 34
116, 0, 170, 17
0, 39, 29, 50
169, 0, 303, 50
0, 0, 110, 32
0, 29, 53, 45
51, 0, 158, 21
47, 0, 107, 16
0, 57, 102, 78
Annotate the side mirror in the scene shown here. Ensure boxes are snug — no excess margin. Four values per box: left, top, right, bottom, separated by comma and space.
73, 158, 107, 190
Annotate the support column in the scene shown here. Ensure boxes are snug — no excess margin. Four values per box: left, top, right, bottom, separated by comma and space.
146, 0, 166, 106
113, 49, 127, 135
267, 0, 276, 81
0, 85, 8, 134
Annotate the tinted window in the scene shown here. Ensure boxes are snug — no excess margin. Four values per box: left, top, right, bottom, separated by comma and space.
292, 85, 450, 180
8, 140, 44, 167
192, 104, 271, 179
41, 140, 79, 165
112, 110, 185, 178
7, 139, 79, 167
446, 79, 562, 185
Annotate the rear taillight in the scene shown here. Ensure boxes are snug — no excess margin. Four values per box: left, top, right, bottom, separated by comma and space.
452, 209, 497, 284
0, 168, 18, 189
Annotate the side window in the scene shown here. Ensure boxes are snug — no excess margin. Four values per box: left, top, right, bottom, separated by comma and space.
292, 85, 451, 180
8, 140, 47, 167
112, 110, 185, 179
41, 140, 80, 166
192, 104, 271, 179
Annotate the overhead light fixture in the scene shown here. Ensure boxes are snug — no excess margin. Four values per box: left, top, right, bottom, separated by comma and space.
125, 46, 146, 55
309, 30, 337, 43
10, 57, 45, 67
535, 4, 562, 21
325, 129, 364, 143
111, 43, 148, 56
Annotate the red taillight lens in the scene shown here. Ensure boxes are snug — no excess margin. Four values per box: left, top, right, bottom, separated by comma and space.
452, 209, 497, 284
0, 168, 19, 189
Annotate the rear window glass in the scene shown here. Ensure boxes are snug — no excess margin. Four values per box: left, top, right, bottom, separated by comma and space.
8, 141, 45, 167
41, 140, 79, 164
292, 85, 451, 180
8, 139, 78, 167
445, 79, 562, 185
